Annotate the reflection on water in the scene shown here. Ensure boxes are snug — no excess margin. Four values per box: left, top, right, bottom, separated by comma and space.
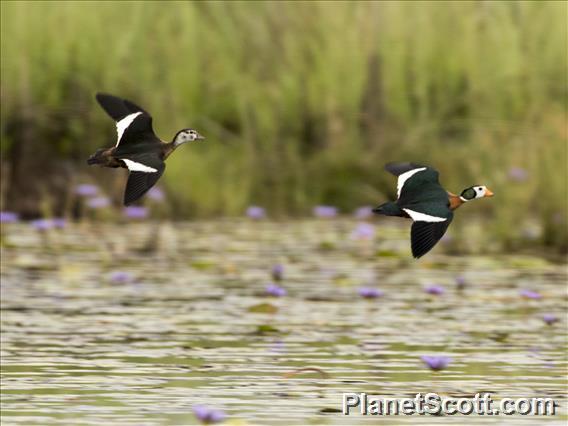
1, 220, 566, 425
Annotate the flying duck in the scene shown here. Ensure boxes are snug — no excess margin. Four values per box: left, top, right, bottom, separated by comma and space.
373, 162, 494, 259
87, 93, 204, 205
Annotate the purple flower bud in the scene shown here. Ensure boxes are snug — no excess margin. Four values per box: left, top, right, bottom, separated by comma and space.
31, 219, 55, 231
520, 289, 542, 300
265, 283, 287, 297
353, 206, 373, 219
109, 271, 134, 284
313, 205, 338, 218
192, 405, 226, 424
424, 284, 445, 295
246, 206, 265, 219
271, 264, 284, 281
358, 287, 384, 299
123, 206, 148, 219
0, 211, 19, 223
421, 355, 451, 371
86, 197, 111, 209
75, 184, 99, 197
147, 187, 165, 201
542, 314, 558, 325
508, 167, 529, 182
350, 222, 375, 240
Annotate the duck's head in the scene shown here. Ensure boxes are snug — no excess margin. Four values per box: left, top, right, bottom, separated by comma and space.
172, 128, 205, 146
460, 185, 494, 201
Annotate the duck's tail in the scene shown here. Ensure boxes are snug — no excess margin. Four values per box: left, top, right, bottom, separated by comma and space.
87, 149, 105, 165
373, 202, 404, 217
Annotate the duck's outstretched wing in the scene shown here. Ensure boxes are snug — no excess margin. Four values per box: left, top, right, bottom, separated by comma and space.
385, 162, 428, 177
385, 162, 442, 200
120, 152, 165, 205
96, 93, 157, 149
409, 211, 453, 258
384, 162, 452, 258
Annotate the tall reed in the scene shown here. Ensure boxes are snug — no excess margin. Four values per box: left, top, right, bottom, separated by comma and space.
1, 1, 566, 251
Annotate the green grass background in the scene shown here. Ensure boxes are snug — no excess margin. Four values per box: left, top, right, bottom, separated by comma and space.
1, 1, 566, 251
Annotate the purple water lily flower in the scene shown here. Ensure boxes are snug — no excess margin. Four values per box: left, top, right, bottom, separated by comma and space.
192, 405, 226, 424
424, 284, 445, 295
75, 184, 99, 197
31, 219, 53, 231
270, 340, 286, 354
421, 355, 452, 371
52, 218, 67, 229
313, 205, 338, 218
86, 196, 110, 209
552, 212, 564, 225
455, 276, 466, 290
246, 206, 265, 219
271, 264, 284, 281
508, 167, 529, 182
147, 187, 165, 201
109, 271, 134, 284
123, 206, 148, 219
354, 206, 373, 219
520, 289, 542, 300
0, 211, 19, 223
542, 314, 559, 326
521, 227, 539, 240
358, 287, 384, 299
351, 222, 375, 240
265, 283, 287, 297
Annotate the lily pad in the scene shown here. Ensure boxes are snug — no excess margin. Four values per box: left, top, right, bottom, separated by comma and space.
248, 303, 278, 314
254, 324, 280, 334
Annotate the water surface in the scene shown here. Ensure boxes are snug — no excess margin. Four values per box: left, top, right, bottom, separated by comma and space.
1, 220, 566, 425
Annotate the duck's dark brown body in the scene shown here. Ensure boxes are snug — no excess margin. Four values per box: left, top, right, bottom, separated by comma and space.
88, 93, 204, 205
88, 142, 178, 169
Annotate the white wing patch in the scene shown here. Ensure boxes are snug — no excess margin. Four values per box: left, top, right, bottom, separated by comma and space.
116, 112, 143, 146
403, 208, 447, 223
397, 167, 426, 198
122, 159, 158, 173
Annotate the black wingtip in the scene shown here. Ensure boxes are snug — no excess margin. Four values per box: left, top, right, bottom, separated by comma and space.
384, 161, 427, 177
123, 196, 136, 207
409, 219, 452, 260
123, 189, 140, 206
412, 250, 426, 259
95, 92, 112, 102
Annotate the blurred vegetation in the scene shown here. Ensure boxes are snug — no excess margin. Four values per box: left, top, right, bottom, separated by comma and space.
0, 1, 566, 251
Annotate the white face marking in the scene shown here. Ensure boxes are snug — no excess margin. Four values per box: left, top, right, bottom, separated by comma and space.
473, 186, 487, 199
187, 130, 198, 141
403, 208, 447, 223
175, 130, 199, 146
116, 112, 143, 146
397, 167, 427, 199
122, 159, 158, 173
